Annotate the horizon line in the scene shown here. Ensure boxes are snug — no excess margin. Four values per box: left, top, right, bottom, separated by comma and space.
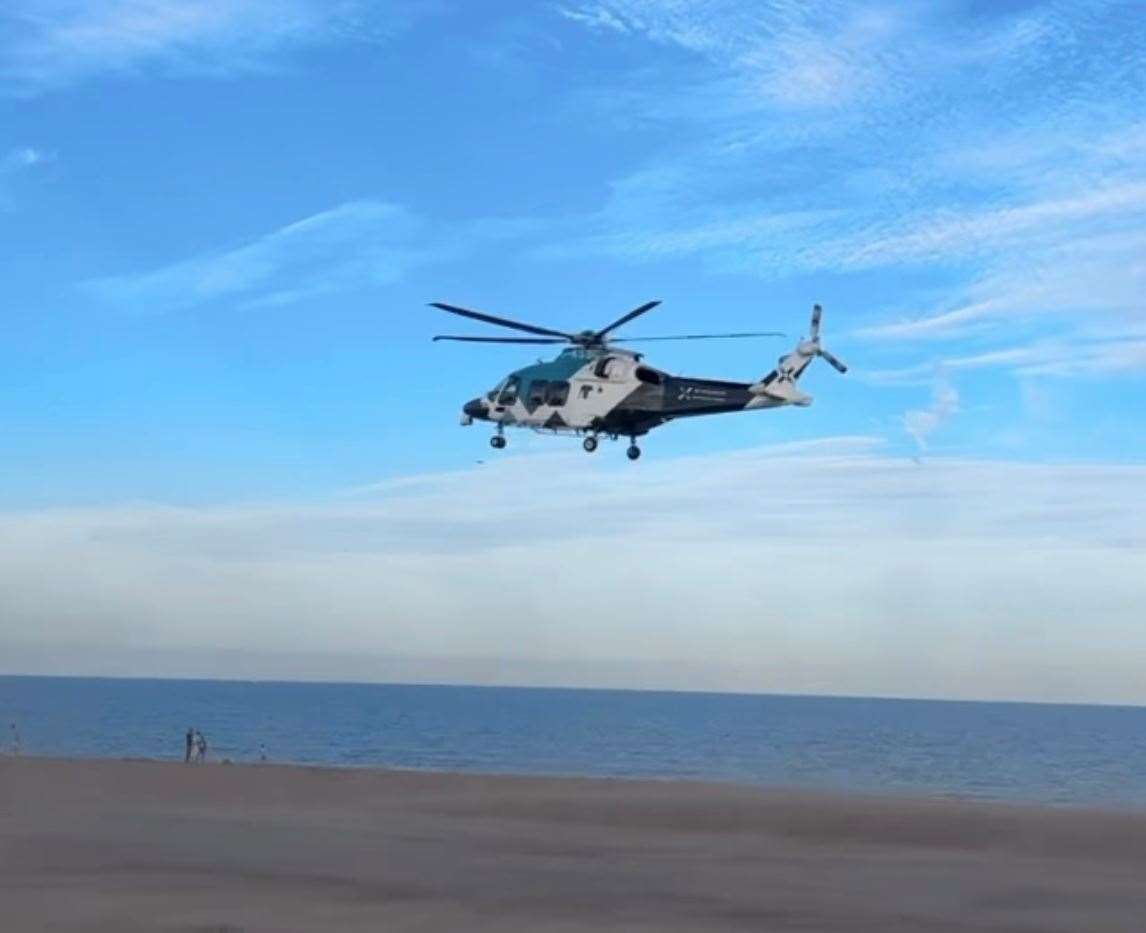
3, 671, 1144, 713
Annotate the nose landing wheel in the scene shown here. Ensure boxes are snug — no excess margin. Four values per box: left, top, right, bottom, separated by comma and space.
582, 436, 598, 453
626, 444, 641, 461
490, 435, 507, 449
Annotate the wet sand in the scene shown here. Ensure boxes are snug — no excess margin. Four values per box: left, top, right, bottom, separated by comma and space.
2, 756, 1145, 932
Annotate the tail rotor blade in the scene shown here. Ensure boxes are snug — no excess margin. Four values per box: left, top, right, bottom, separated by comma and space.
819, 348, 848, 373
810, 303, 823, 340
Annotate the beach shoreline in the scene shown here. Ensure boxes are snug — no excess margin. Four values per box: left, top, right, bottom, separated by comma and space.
3, 755, 1145, 931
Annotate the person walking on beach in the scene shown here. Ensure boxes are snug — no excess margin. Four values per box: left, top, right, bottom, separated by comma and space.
195, 730, 208, 764
185, 727, 194, 763
8, 721, 20, 756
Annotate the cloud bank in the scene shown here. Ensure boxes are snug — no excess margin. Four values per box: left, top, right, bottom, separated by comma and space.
3, 440, 1144, 704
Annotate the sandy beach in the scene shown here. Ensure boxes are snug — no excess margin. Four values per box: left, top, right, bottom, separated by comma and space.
2, 757, 1145, 932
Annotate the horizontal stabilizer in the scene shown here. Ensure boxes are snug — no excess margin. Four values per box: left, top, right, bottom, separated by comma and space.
750, 378, 812, 406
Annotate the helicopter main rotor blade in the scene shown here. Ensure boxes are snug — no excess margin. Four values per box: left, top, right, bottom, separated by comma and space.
429, 302, 574, 340
819, 348, 848, 373
613, 331, 786, 343
594, 300, 661, 341
433, 335, 567, 344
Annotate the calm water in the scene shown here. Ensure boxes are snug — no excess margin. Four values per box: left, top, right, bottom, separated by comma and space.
2, 676, 1145, 807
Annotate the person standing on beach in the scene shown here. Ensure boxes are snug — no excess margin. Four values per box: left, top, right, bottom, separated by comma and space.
195, 730, 208, 763
185, 727, 194, 763
8, 721, 20, 756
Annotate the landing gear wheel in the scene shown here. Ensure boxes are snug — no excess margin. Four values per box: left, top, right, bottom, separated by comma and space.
582, 436, 598, 453
490, 435, 507, 450
626, 444, 641, 461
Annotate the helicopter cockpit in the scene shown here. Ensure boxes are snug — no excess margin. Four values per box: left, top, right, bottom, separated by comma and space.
494, 376, 519, 406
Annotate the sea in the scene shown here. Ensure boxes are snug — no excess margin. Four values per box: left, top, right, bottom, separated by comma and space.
2, 676, 1145, 808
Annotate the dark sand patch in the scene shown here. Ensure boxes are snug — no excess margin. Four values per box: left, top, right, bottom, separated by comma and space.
2, 757, 1145, 931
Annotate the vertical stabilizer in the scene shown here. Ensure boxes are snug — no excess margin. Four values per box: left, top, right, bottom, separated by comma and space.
748, 304, 847, 405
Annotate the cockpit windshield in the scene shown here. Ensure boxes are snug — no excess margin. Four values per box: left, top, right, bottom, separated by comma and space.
496, 376, 520, 405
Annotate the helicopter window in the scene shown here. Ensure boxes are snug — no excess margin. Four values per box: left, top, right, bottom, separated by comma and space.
593, 356, 617, 379
497, 377, 520, 405
635, 366, 662, 385
545, 381, 569, 406
528, 380, 548, 407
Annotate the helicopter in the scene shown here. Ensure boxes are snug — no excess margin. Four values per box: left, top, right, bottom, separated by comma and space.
431, 300, 847, 460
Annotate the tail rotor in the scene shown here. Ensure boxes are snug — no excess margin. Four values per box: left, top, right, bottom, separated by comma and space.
808, 303, 847, 373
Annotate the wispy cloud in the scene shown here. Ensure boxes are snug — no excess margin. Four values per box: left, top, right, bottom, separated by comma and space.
840, 183, 1146, 272
549, 0, 1146, 406
558, 1, 922, 110
843, 180, 1146, 346
1, 146, 49, 171
83, 201, 438, 314
536, 202, 833, 264
0, 145, 52, 207
82, 199, 538, 314
3, 442, 1145, 701
0, 0, 420, 95
868, 332, 1146, 385
557, 5, 630, 35
903, 375, 959, 451
858, 225, 1146, 344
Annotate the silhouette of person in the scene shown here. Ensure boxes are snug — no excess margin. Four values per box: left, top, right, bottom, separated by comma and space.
185, 727, 194, 763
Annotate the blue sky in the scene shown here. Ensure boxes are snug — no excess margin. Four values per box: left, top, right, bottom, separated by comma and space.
2, 2, 1145, 702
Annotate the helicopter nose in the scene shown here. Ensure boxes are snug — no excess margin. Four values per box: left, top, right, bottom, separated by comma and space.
463, 397, 488, 420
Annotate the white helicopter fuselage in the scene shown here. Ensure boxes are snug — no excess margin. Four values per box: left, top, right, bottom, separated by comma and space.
462, 340, 820, 440
440, 301, 846, 457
